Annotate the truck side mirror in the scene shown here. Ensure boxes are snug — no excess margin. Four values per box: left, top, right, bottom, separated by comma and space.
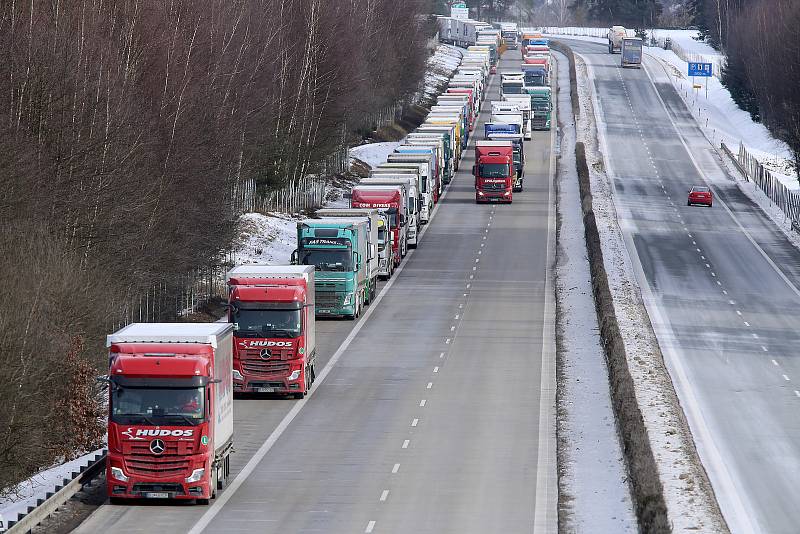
353, 252, 360, 271
472, 164, 477, 176
291, 249, 298, 264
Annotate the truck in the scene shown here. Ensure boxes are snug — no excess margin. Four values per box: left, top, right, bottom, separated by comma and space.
359, 176, 418, 248
522, 63, 548, 87
416, 124, 458, 172
388, 149, 440, 200
226, 265, 316, 398
292, 218, 371, 319
528, 87, 552, 130
404, 133, 450, 190
351, 185, 407, 267
608, 26, 627, 54
105, 323, 234, 504
373, 162, 431, 221
485, 124, 524, 191
315, 209, 380, 303
621, 37, 643, 68
492, 103, 530, 141
473, 140, 514, 203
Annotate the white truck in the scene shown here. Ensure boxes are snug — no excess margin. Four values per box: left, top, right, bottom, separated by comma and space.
372, 162, 431, 224
608, 26, 627, 54
493, 100, 531, 140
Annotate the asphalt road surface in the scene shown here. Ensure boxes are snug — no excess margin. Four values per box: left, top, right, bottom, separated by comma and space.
74, 50, 558, 534
566, 38, 800, 534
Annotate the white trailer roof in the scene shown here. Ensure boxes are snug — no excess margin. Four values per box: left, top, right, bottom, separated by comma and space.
107, 322, 233, 347
226, 264, 313, 282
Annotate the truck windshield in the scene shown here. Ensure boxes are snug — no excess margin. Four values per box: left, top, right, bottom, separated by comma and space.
502, 85, 524, 94
111, 386, 205, 425
232, 308, 301, 338
480, 163, 510, 177
301, 249, 351, 272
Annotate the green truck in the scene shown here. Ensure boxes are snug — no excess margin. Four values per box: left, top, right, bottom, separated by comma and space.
527, 86, 552, 130
292, 218, 371, 319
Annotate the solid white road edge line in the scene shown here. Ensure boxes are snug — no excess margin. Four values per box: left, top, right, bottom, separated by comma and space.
533, 52, 559, 534
187, 146, 455, 534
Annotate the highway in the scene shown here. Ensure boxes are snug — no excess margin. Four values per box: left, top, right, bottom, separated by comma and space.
564, 38, 800, 534
74, 50, 558, 533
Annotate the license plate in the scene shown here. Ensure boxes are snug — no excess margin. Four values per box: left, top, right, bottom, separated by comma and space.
145, 492, 169, 499
489, 198, 499, 202
257, 387, 275, 393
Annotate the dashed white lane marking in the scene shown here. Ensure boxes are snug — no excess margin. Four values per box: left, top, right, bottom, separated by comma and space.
445, 338, 451, 344
722, 290, 728, 295
466, 283, 471, 288
729, 300, 736, 305
711, 272, 716, 277
439, 352, 445, 359
454, 314, 460, 320
450, 325, 456, 331
392, 463, 400, 473
692, 240, 697, 245
688, 233, 693, 238
366, 520, 376, 533
752, 333, 759, 339
736, 311, 742, 316
772, 360, 779, 366
472, 266, 477, 271
696, 248, 701, 252
705, 263, 711, 268
717, 281, 722, 286
475, 258, 480, 263
795, 391, 800, 398
701, 255, 705, 260
419, 399, 426, 407
480, 243, 485, 247
411, 419, 418, 427
402, 440, 410, 449
744, 321, 750, 326
469, 275, 474, 280
433, 366, 439, 373
762, 346, 769, 352
380, 490, 389, 502
783, 375, 791, 381
426, 382, 433, 389
478, 250, 483, 255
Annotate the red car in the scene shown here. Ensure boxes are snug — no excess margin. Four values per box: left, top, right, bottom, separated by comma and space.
688, 185, 712, 207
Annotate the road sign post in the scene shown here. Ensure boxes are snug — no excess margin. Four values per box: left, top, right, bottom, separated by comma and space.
688, 62, 712, 99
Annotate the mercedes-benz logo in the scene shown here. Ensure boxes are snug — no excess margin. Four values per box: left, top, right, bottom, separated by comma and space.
149, 439, 165, 455
259, 349, 272, 360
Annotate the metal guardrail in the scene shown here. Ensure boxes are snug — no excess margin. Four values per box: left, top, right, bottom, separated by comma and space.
2, 451, 106, 534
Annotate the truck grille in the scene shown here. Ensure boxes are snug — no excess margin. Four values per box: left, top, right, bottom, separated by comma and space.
316, 291, 341, 308
125, 455, 190, 479
242, 358, 291, 375
482, 182, 506, 191
132, 483, 185, 495
532, 118, 548, 129
123, 440, 195, 478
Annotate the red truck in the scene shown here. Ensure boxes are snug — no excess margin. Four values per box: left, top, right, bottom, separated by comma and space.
473, 140, 514, 203
105, 323, 234, 504
351, 185, 407, 266
226, 265, 316, 398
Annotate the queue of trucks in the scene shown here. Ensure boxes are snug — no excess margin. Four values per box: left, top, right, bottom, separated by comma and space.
101, 43, 484, 505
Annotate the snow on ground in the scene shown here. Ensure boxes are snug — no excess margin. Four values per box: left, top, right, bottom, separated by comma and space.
574, 52, 729, 532
552, 50, 637, 533
349, 142, 401, 169
0, 448, 104, 531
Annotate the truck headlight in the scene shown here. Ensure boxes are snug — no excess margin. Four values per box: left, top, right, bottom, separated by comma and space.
111, 467, 129, 482
504, 191, 511, 196
232, 370, 244, 381
185, 468, 205, 483
478, 191, 485, 196
288, 370, 301, 381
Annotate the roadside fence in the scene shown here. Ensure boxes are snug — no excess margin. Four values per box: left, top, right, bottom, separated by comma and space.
730, 142, 800, 224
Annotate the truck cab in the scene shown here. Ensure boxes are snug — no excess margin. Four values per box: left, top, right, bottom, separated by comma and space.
484, 124, 525, 191
527, 87, 552, 130
226, 265, 316, 398
105, 323, 234, 504
293, 219, 370, 319
473, 140, 514, 203
359, 177, 417, 249
351, 186, 407, 267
